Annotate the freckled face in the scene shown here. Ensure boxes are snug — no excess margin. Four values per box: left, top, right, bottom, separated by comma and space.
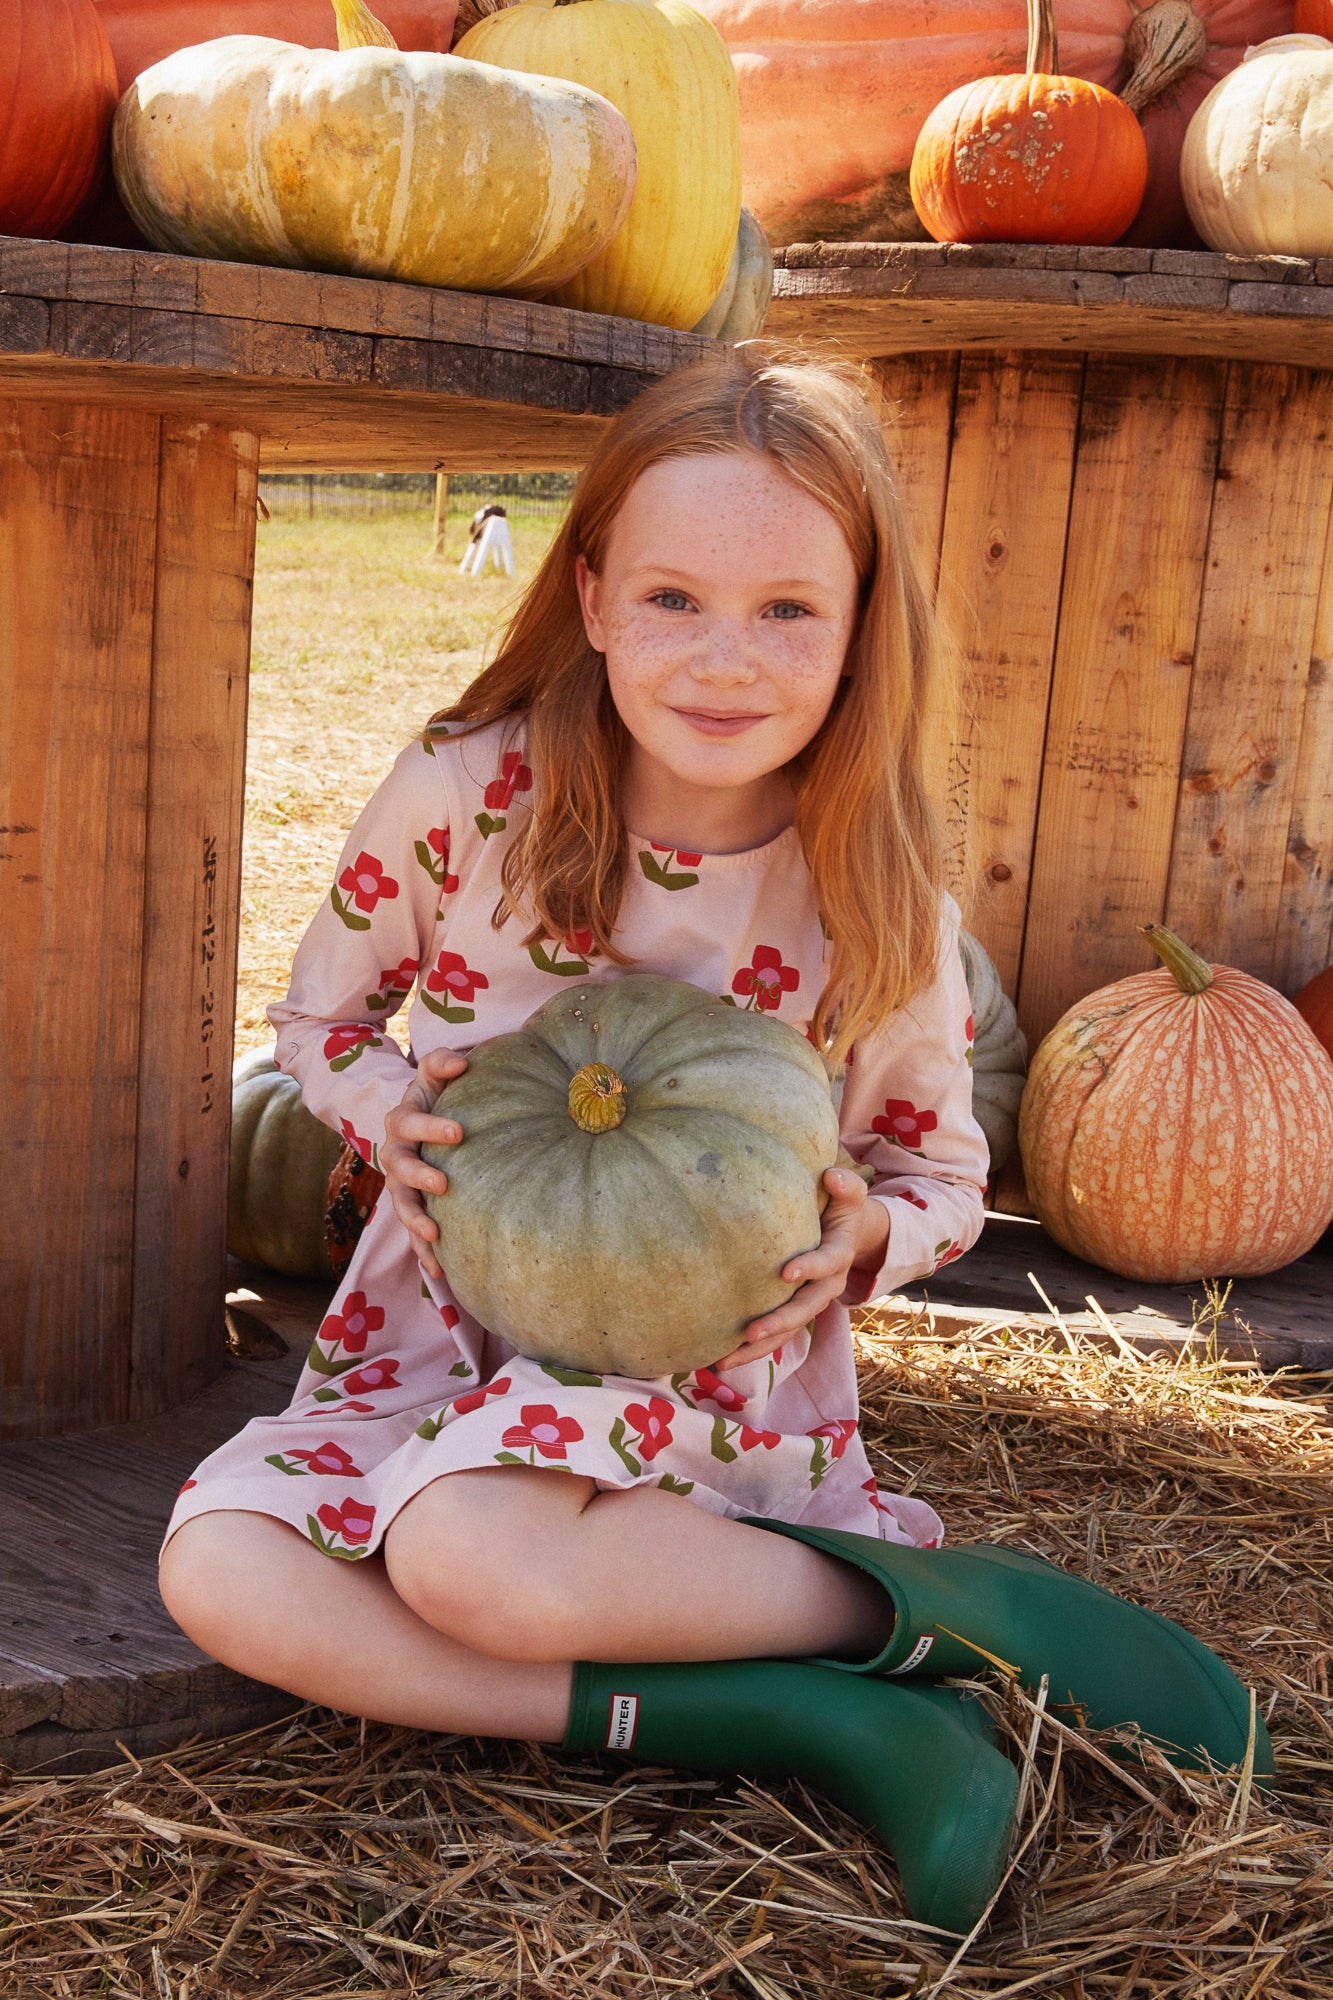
575, 453, 860, 828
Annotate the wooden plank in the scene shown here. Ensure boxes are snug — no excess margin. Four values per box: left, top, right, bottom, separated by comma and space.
1018, 357, 1225, 1049
1274, 456, 1333, 996
0, 401, 162, 1437
1166, 367, 1333, 979
129, 423, 260, 1420
932, 350, 1083, 961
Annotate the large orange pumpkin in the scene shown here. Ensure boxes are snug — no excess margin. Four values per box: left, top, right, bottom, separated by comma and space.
1295, 0, 1332, 27
1018, 925, 1333, 1283
1293, 965, 1333, 1062
696, 0, 1295, 249
910, 0, 1147, 243
93, 0, 458, 93
0, 0, 119, 236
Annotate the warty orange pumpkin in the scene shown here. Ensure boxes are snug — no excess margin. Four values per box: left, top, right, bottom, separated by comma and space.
1018, 925, 1333, 1283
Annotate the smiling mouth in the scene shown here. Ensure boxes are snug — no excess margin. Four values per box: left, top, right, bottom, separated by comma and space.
674, 708, 769, 732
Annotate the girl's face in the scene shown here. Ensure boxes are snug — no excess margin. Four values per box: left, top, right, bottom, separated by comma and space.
575, 452, 860, 843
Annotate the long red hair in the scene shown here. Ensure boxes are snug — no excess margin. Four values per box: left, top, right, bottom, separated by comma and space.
431, 348, 947, 1069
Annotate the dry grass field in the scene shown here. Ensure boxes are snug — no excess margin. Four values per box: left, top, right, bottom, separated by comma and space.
236, 507, 562, 1053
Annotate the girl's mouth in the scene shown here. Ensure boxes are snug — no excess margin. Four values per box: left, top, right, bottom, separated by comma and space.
673, 709, 768, 737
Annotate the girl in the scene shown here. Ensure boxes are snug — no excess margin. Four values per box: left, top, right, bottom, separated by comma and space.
162, 351, 1265, 1937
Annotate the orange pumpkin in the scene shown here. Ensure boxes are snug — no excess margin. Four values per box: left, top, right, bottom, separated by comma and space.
911, 0, 1146, 244
0, 0, 119, 236
1018, 925, 1333, 1283
1293, 965, 1333, 1062
1295, 0, 1332, 26
696, 0, 1295, 249
93, 0, 458, 93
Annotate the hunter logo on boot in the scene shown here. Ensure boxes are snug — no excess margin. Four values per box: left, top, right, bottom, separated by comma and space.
890, 1634, 937, 1673
606, 1694, 639, 1750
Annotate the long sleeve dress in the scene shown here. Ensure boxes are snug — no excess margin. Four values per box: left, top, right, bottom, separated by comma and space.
166, 717, 988, 1561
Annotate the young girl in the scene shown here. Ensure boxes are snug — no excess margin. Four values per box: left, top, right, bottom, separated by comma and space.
162, 352, 1265, 1936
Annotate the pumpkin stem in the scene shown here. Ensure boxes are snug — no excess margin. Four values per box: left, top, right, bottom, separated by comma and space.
568, 1062, 628, 1133
1140, 924, 1215, 995
1119, 0, 1207, 115
1026, 0, 1058, 74
331, 0, 399, 50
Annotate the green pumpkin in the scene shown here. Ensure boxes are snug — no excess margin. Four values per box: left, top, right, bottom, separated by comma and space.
958, 930, 1028, 1174
690, 206, 773, 341
423, 974, 840, 1378
228, 1045, 343, 1279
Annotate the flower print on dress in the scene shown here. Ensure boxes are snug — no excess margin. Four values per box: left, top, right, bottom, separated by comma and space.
265, 1439, 365, 1478
809, 1418, 857, 1461
638, 842, 702, 891
416, 1376, 512, 1440
872, 1098, 939, 1153
964, 1012, 975, 1069
529, 927, 594, 978
313, 1290, 383, 1360
732, 945, 799, 1013
332, 851, 399, 931
707, 1414, 782, 1463
887, 1188, 929, 1211
324, 1024, 382, 1073
476, 750, 532, 837
416, 826, 459, 895
932, 1239, 964, 1271
686, 1367, 748, 1415
366, 958, 418, 1014
339, 1117, 374, 1166
496, 1404, 585, 1466
340, 1358, 402, 1397
309, 1496, 376, 1559
421, 949, 490, 1025
609, 1395, 675, 1476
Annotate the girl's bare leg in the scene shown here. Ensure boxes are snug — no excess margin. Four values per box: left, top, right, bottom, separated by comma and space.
383, 1468, 891, 1667
159, 1512, 572, 1740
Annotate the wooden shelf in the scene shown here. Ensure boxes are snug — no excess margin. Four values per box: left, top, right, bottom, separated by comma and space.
0, 237, 713, 471
769, 242, 1333, 369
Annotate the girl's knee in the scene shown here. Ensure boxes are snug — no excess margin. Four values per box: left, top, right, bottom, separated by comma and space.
159, 1512, 299, 1662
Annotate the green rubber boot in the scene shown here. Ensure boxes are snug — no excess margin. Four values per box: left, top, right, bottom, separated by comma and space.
565, 1657, 1018, 1935
743, 1523, 1272, 1784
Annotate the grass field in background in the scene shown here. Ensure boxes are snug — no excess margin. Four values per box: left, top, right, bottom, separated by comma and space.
238, 508, 562, 1053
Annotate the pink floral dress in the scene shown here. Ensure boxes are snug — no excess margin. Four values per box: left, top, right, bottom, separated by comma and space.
168, 718, 988, 1562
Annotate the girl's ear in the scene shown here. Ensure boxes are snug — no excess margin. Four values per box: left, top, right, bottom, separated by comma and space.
574, 553, 607, 653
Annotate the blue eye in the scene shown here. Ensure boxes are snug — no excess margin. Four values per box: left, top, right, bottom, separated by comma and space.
652, 590, 691, 611
769, 601, 808, 620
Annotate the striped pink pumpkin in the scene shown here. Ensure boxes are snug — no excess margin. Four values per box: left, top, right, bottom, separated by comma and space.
1018, 926, 1333, 1282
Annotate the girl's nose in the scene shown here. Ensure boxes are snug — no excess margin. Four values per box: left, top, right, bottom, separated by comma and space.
690, 618, 759, 682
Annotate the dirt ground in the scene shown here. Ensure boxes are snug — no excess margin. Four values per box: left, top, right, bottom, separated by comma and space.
235, 507, 562, 1054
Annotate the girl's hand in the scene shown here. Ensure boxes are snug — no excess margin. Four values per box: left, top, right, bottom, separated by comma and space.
711, 1168, 888, 1373
381, 1048, 469, 1280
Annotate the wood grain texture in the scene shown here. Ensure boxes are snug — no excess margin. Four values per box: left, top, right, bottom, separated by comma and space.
1166, 368, 1333, 981
933, 353, 1083, 971
0, 401, 161, 1438
1276, 501, 1333, 994
129, 422, 260, 1421
1018, 358, 1225, 1050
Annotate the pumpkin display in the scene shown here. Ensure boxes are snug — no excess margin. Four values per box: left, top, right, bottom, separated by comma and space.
423, 974, 841, 1378
0, 0, 119, 237
910, 0, 1147, 245
694, 0, 1294, 250
229, 1046, 343, 1279
691, 205, 773, 340
1293, 965, 1333, 1062
1181, 34, 1333, 257
112, 0, 638, 297
93, 0, 459, 93
1018, 926, 1333, 1283
454, 0, 741, 330
1295, 0, 1333, 26
958, 930, 1027, 1175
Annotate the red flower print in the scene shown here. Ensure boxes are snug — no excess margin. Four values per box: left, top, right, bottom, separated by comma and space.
368, 958, 418, 1013
872, 1099, 939, 1152
809, 1418, 857, 1461
964, 1013, 975, 1043
318, 1291, 384, 1355
888, 1189, 929, 1211
289, 1441, 363, 1477
338, 851, 399, 915
341, 1357, 401, 1395
439, 1302, 460, 1330
651, 841, 703, 867
324, 1024, 377, 1064
689, 1368, 747, 1414
177, 1478, 197, 1496
566, 927, 593, 956
452, 1376, 512, 1415
484, 750, 533, 812
427, 827, 459, 893
739, 1424, 782, 1451
501, 1404, 584, 1461
316, 1497, 376, 1546
623, 1397, 675, 1462
426, 952, 489, 1005
732, 945, 799, 1013
933, 1239, 964, 1270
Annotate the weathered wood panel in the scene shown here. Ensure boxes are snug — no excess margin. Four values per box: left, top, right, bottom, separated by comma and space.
933, 351, 1083, 972
1166, 367, 1333, 979
0, 401, 161, 1436
1277, 498, 1333, 993
1018, 357, 1225, 1048
129, 422, 259, 1420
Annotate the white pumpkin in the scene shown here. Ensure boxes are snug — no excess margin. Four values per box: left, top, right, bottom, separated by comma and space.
959, 930, 1027, 1175
1181, 34, 1333, 257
